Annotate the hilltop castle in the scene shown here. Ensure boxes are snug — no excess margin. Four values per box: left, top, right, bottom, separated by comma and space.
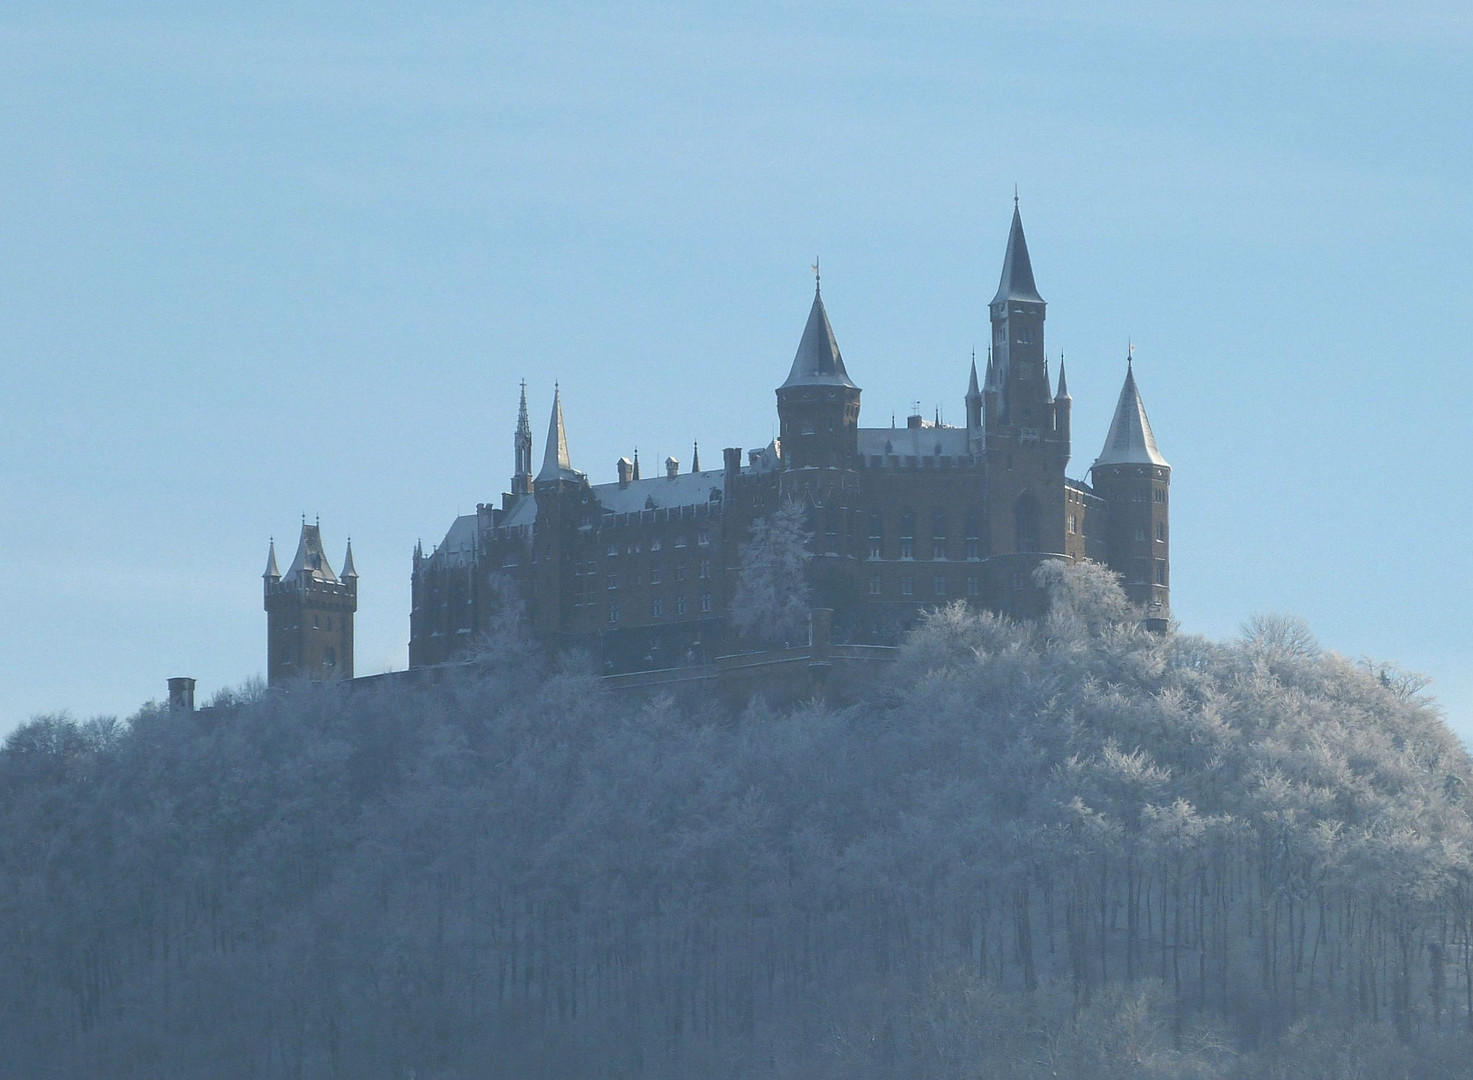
263, 203, 1172, 686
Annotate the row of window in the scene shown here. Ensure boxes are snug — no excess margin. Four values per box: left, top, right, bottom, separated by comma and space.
601, 560, 711, 590
609, 592, 712, 623
868, 574, 983, 599
606, 529, 710, 557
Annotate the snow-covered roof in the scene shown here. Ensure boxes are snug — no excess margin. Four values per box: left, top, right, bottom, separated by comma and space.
1093, 364, 1169, 469
858, 426, 971, 460
437, 514, 478, 553
592, 469, 725, 514
285, 522, 338, 583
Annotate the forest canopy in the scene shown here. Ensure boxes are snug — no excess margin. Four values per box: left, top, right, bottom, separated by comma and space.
2, 562, 1470, 1079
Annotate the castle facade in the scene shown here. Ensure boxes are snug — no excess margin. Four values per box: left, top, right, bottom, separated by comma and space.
406, 203, 1172, 674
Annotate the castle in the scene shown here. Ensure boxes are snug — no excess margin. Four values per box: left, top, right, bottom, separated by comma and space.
264, 202, 1171, 686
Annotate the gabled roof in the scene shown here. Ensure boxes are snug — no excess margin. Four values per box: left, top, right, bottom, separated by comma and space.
286, 522, 339, 583
778, 286, 858, 391
1093, 363, 1169, 469
991, 202, 1045, 306
536, 385, 584, 484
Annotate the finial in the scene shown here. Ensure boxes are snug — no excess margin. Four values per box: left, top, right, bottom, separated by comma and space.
1014, 184, 1019, 208
1127, 338, 1134, 367
811, 256, 820, 294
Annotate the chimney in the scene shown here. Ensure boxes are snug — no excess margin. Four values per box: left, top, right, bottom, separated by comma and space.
168, 677, 196, 712
723, 447, 741, 483
907, 413, 923, 429
617, 457, 634, 488
665, 456, 679, 479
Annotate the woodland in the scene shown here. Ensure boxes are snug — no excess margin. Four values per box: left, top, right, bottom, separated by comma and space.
3, 562, 1471, 1078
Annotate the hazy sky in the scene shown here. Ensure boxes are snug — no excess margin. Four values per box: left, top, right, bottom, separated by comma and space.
4, 2, 1471, 741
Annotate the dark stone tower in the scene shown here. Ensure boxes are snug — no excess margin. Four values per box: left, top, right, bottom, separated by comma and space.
263, 521, 357, 686
982, 200, 1071, 613
1091, 353, 1171, 630
775, 278, 861, 470
531, 385, 586, 638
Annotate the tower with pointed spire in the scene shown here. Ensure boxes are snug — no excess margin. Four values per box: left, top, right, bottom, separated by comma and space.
263, 520, 357, 686
1090, 351, 1171, 628
511, 379, 533, 497
775, 279, 862, 470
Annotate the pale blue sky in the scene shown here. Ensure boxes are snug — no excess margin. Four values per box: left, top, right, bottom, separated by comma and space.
3, 2, 1471, 739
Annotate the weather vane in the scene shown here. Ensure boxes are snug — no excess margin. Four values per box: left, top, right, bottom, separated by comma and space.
811, 256, 820, 291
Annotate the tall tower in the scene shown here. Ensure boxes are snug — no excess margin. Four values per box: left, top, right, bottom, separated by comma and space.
775, 278, 862, 470
1090, 353, 1171, 630
263, 520, 357, 686
531, 385, 586, 637
512, 379, 533, 496
983, 200, 1070, 570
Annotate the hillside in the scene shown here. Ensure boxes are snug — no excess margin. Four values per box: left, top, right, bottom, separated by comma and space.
3, 563, 1470, 1079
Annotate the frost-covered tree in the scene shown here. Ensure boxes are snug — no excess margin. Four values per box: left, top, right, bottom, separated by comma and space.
729, 499, 813, 647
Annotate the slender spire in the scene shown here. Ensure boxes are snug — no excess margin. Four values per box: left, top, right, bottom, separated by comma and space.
991, 199, 1045, 306
632, 447, 641, 481
778, 285, 858, 391
341, 539, 358, 580
1094, 355, 1168, 469
1056, 352, 1070, 399
984, 346, 999, 391
263, 539, 280, 580
967, 350, 981, 398
536, 383, 580, 484
691, 440, 700, 472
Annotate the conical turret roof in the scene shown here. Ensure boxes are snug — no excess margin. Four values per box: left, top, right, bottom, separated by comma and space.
286, 520, 339, 583
263, 539, 280, 580
536, 384, 583, 484
341, 539, 358, 580
1094, 362, 1168, 469
967, 354, 981, 399
779, 285, 858, 391
991, 202, 1045, 306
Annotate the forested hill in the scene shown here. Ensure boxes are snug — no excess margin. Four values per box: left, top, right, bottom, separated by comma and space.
4, 564, 1471, 1079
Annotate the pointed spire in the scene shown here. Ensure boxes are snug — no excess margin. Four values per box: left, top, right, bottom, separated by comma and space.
341, 539, 358, 580
516, 379, 530, 433
1094, 357, 1169, 469
536, 383, 580, 484
691, 440, 700, 472
991, 199, 1045, 306
967, 351, 981, 399
984, 346, 999, 391
263, 539, 280, 580
779, 286, 858, 391
633, 447, 641, 481
285, 520, 338, 583
1056, 352, 1070, 400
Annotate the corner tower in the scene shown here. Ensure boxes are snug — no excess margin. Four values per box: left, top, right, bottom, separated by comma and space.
1091, 354, 1171, 629
776, 277, 861, 469
264, 520, 357, 686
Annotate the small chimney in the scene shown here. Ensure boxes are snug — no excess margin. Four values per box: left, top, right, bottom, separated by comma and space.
723, 447, 741, 482
907, 413, 923, 429
617, 457, 634, 488
665, 456, 679, 479
168, 677, 196, 712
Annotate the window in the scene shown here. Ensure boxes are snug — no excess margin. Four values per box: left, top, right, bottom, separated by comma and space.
609, 603, 619, 624
676, 593, 687, 615
1067, 513, 1077, 534
675, 563, 686, 582
650, 564, 662, 584
965, 512, 982, 560
1156, 522, 1166, 541
324, 647, 336, 668
312, 615, 320, 629
1155, 561, 1168, 586
650, 597, 663, 618
825, 507, 839, 554
932, 510, 947, 558
607, 573, 618, 590
1154, 488, 1166, 504
1135, 526, 1147, 542
698, 559, 710, 580
675, 533, 687, 549
901, 575, 914, 597
697, 529, 710, 547
933, 575, 946, 597
869, 510, 883, 558
869, 574, 882, 596
967, 576, 980, 597
607, 539, 619, 556
699, 591, 711, 613
651, 536, 662, 551
900, 510, 915, 560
